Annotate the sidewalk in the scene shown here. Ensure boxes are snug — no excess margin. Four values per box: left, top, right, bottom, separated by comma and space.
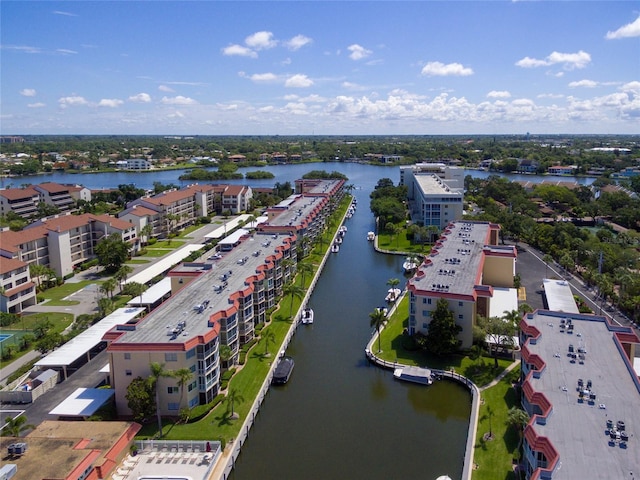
0, 350, 41, 387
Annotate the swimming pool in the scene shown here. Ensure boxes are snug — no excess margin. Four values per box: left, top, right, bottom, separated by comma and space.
0, 334, 12, 343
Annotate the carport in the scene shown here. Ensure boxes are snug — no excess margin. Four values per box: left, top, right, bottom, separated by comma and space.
49, 387, 114, 418
126, 277, 172, 310
35, 307, 144, 380
125, 244, 204, 285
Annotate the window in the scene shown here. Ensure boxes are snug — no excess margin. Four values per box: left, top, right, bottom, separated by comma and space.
124, 353, 131, 360
188, 381, 197, 392
189, 364, 196, 373
168, 402, 180, 411
422, 323, 428, 329
186, 348, 196, 359
167, 386, 179, 394
125, 370, 132, 376
165, 352, 178, 362
427, 298, 432, 305
458, 301, 463, 307
422, 298, 427, 304
458, 314, 464, 320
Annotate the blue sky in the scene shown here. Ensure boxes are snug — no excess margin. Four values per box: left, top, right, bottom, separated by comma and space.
1, 1, 639, 135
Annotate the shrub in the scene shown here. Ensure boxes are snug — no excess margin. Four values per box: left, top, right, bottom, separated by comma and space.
148, 238, 158, 245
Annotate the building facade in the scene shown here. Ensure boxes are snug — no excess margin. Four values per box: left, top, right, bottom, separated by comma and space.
0, 257, 37, 313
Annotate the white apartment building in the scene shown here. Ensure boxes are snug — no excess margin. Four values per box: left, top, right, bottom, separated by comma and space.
400, 163, 464, 230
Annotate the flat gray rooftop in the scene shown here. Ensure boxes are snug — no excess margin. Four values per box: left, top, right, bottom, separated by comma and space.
525, 310, 640, 479
266, 194, 324, 228
414, 174, 462, 196
409, 222, 491, 297
301, 179, 341, 194
543, 278, 579, 313
113, 232, 291, 345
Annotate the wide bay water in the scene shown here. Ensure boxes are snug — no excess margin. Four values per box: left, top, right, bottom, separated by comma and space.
3, 163, 592, 478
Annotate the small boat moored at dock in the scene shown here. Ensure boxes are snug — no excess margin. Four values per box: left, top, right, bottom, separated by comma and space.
301, 308, 314, 324
331, 243, 340, 253
393, 366, 433, 385
367, 231, 375, 241
385, 288, 401, 303
272, 356, 295, 385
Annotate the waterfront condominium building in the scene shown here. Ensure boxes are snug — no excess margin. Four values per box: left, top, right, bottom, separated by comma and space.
0, 212, 138, 278
519, 309, 639, 480
407, 221, 517, 349
400, 163, 464, 230
0, 257, 36, 313
107, 230, 296, 416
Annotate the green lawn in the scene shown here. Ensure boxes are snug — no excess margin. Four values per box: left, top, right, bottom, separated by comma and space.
377, 230, 431, 255
150, 240, 185, 248
142, 249, 174, 257
39, 280, 93, 301
126, 259, 151, 264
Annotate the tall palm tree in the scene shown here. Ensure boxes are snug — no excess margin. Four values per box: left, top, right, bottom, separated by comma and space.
148, 362, 175, 438
369, 308, 387, 353
219, 344, 233, 369
225, 388, 244, 419
173, 367, 193, 410
140, 223, 153, 246
3, 414, 34, 437
281, 258, 295, 284
115, 265, 133, 293
100, 277, 118, 299
262, 329, 276, 356
297, 261, 314, 287
282, 283, 305, 319
386, 278, 400, 301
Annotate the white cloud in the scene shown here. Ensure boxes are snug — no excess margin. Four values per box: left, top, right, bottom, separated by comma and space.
20, 88, 37, 97
569, 79, 598, 88
58, 96, 88, 108
348, 44, 372, 61
245, 31, 277, 50
27, 102, 46, 108
620, 81, 640, 94
487, 90, 511, 98
52, 10, 78, 16
2, 45, 41, 54
606, 15, 640, 39
98, 98, 123, 108
158, 85, 174, 93
421, 61, 473, 77
249, 73, 278, 83
56, 48, 78, 55
538, 93, 565, 99
285, 34, 312, 51
285, 74, 314, 88
161, 96, 197, 105
222, 44, 258, 58
342, 82, 362, 90
516, 50, 591, 70
129, 93, 152, 103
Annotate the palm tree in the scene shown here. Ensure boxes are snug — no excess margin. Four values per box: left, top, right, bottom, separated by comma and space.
173, 367, 193, 410
29, 263, 46, 290
128, 281, 148, 308
225, 388, 244, 420
115, 265, 133, 293
140, 223, 153, 246
281, 258, 296, 284
148, 362, 175, 438
282, 283, 305, 320
502, 309, 521, 326
3, 414, 35, 437
369, 308, 387, 353
386, 278, 400, 302
219, 344, 233, 370
506, 407, 530, 439
297, 261, 314, 287
262, 329, 276, 356
100, 277, 118, 299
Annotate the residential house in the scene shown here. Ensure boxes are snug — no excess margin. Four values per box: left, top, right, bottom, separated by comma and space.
0, 257, 36, 313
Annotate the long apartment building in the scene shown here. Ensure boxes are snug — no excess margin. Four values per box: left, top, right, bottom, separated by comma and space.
407, 221, 517, 349
108, 231, 296, 416
400, 163, 464, 230
258, 178, 344, 255
519, 310, 639, 480
0, 182, 91, 219
0, 213, 137, 278
119, 184, 252, 238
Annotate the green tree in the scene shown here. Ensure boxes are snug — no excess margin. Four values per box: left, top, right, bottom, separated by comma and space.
369, 308, 387, 353
477, 314, 516, 367
225, 387, 245, 419
173, 367, 193, 410
35, 331, 64, 353
126, 376, 156, 424
297, 261, 314, 287
2, 414, 35, 437
97, 297, 115, 317
262, 329, 276, 356
386, 278, 400, 301
506, 407, 530, 440
114, 265, 134, 292
148, 362, 175, 438
219, 344, 233, 369
95, 233, 130, 272
282, 283, 304, 319
140, 223, 153, 246
425, 298, 462, 356
100, 277, 118, 299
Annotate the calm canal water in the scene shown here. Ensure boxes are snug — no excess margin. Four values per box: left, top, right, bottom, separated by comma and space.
4, 164, 591, 478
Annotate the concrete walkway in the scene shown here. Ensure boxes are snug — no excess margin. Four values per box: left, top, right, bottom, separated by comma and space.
478, 360, 520, 391
0, 350, 42, 387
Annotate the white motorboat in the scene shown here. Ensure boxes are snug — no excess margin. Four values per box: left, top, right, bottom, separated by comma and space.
393, 366, 433, 385
301, 308, 314, 324
385, 288, 401, 303
367, 231, 375, 241
335, 236, 343, 244
403, 256, 419, 273
331, 243, 340, 253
